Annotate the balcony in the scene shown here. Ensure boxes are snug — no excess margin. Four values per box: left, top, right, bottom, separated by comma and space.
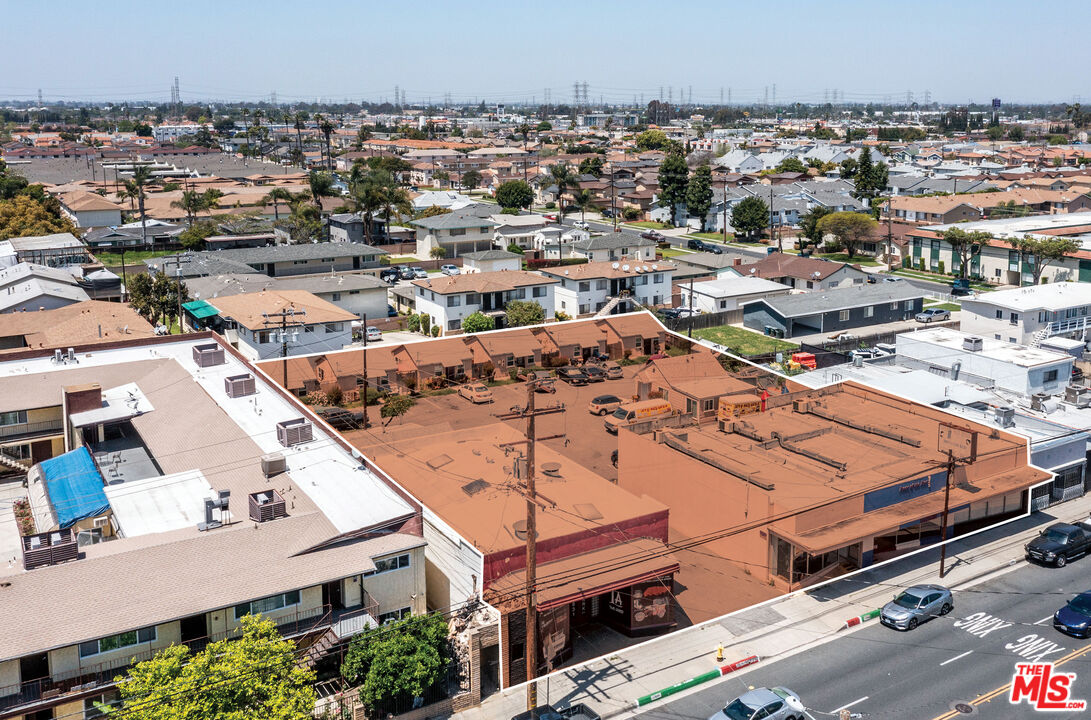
0, 419, 63, 442
1043, 316, 1091, 338
0, 600, 378, 718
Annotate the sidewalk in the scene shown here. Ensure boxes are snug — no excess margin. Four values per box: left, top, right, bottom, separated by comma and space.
454, 495, 1091, 720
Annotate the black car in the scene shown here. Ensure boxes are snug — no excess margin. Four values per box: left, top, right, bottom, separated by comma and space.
556, 367, 589, 386
640, 230, 664, 241
1025, 522, 1091, 567
686, 238, 723, 254
583, 366, 606, 382
511, 704, 600, 720
379, 268, 400, 283
316, 407, 365, 430
600, 208, 616, 218
1054, 591, 1091, 638
398, 265, 416, 281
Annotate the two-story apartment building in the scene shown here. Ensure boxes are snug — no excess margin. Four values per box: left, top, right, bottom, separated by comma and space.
0, 334, 426, 720
568, 232, 656, 263
412, 209, 498, 259
960, 282, 1091, 346
146, 243, 389, 280
412, 270, 558, 332
539, 259, 676, 317
183, 273, 390, 324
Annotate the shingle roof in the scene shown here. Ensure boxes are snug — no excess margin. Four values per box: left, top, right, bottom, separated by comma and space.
210, 289, 358, 330
756, 282, 925, 317
461, 249, 523, 261
571, 231, 655, 251
412, 209, 500, 230
412, 270, 556, 295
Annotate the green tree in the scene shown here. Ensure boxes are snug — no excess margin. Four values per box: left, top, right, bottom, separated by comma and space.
113, 615, 314, 720
429, 246, 447, 259
264, 187, 295, 223
506, 242, 525, 255
635, 129, 670, 151
380, 394, 416, 425
658, 150, 689, 226
307, 171, 336, 214
571, 189, 594, 222
505, 299, 545, 327
578, 155, 604, 178
178, 220, 217, 251
986, 125, 1005, 141
124, 165, 154, 246
942, 227, 992, 279
0, 194, 77, 240
838, 157, 857, 179
816, 211, 878, 258
730, 196, 769, 241
342, 613, 449, 708
774, 156, 808, 174
798, 206, 833, 251
685, 163, 714, 231
536, 121, 552, 132
1006, 235, 1081, 285
461, 169, 481, 190
1007, 125, 1025, 141
549, 163, 578, 218
495, 180, 534, 210
416, 205, 451, 219
461, 311, 495, 334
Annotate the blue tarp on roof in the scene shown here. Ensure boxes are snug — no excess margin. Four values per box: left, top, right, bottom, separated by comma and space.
40, 447, 109, 529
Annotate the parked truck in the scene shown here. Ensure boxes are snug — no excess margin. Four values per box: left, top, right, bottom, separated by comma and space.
1025, 521, 1091, 567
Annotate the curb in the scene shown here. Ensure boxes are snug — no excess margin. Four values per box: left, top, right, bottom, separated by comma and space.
634, 655, 759, 708
842, 608, 881, 629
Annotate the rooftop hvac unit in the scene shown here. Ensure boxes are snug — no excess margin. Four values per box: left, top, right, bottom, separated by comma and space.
261, 452, 286, 477
248, 489, 287, 523
198, 490, 230, 531
1031, 393, 1050, 412
963, 336, 983, 352
192, 343, 225, 368
994, 405, 1015, 428
276, 418, 313, 447
225, 373, 256, 398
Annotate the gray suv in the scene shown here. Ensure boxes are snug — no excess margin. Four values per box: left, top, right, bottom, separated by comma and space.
710, 687, 805, 720
880, 584, 953, 631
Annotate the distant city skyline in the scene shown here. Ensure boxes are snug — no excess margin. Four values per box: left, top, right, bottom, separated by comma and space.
2, 0, 1088, 106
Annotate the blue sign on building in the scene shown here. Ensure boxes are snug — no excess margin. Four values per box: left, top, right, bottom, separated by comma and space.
863, 471, 946, 513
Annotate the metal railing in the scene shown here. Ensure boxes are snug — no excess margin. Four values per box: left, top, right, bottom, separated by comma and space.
0, 419, 63, 440
1044, 316, 1091, 338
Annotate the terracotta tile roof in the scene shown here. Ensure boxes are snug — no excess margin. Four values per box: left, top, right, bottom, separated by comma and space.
747, 253, 859, 280
411, 270, 557, 295
210, 289, 357, 330
0, 301, 155, 353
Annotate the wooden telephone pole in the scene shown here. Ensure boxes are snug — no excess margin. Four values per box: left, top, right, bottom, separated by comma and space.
262, 306, 307, 389
937, 423, 978, 578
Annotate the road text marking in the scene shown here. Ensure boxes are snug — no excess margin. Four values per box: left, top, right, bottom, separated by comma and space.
940, 650, 974, 666
952, 612, 1013, 638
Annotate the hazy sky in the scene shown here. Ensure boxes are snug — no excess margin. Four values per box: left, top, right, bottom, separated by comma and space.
2, 0, 1087, 105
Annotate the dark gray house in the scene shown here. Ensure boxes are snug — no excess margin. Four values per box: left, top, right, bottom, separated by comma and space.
145, 242, 388, 279
743, 283, 926, 338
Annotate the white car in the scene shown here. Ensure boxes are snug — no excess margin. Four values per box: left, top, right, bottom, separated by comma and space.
440, 264, 460, 276
573, 220, 590, 230
365, 326, 382, 342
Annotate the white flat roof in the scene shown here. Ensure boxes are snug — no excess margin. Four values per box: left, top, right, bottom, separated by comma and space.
105, 469, 215, 537
687, 275, 791, 298
904, 327, 1071, 368
927, 211, 1091, 240
964, 282, 1091, 312
69, 382, 154, 428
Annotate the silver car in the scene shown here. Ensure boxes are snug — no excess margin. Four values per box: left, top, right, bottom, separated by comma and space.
880, 584, 953, 631
711, 687, 805, 720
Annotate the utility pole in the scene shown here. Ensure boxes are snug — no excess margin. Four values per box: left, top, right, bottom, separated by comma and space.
524, 381, 538, 711
360, 313, 370, 429
162, 252, 189, 333
937, 424, 977, 579
262, 306, 307, 389
938, 449, 955, 579
722, 183, 729, 244
609, 167, 618, 233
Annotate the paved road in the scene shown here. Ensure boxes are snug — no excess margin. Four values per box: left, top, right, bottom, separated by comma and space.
637, 560, 1091, 720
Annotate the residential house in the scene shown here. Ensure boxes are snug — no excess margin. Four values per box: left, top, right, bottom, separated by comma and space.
595, 313, 669, 357
0, 300, 154, 356
746, 253, 870, 290
0, 263, 90, 313
84, 221, 185, 250
461, 249, 523, 274
412, 270, 558, 333
271, 346, 401, 398
960, 282, 1091, 346
412, 209, 498, 259
56, 191, 123, 228
465, 328, 543, 374
568, 232, 656, 263
4, 233, 89, 268
743, 282, 926, 338
392, 340, 475, 388
327, 213, 388, 244
205, 290, 357, 361
533, 322, 609, 362
146, 242, 387, 279
669, 252, 754, 282
679, 275, 792, 314
491, 215, 548, 251
183, 272, 390, 323
634, 352, 756, 423
539, 259, 675, 317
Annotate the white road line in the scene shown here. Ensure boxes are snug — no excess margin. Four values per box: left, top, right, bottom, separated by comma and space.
1035, 614, 1054, 626
940, 650, 974, 666
833, 696, 869, 712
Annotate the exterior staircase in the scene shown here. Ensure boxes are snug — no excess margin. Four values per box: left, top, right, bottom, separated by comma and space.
300, 627, 340, 668
1029, 327, 1050, 349
594, 296, 624, 318
0, 449, 29, 473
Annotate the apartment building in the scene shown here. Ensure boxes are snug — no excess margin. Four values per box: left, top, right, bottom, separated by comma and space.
539, 259, 675, 317
412, 210, 498, 259
960, 282, 1091, 346
412, 270, 558, 332
0, 334, 426, 720
183, 272, 390, 323
146, 243, 388, 280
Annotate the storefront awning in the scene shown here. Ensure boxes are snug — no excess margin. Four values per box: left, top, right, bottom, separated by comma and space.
183, 299, 220, 320
487, 538, 680, 612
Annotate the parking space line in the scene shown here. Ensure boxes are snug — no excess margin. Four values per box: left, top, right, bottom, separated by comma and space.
833, 696, 868, 712
940, 650, 973, 666
1035, 614, 1054, 625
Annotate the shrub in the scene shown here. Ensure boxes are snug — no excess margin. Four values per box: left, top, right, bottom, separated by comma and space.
938, 260, 945, 275
623, 207, 641, 221
431, 325, 440, 337
918, 258, 926, 272
325, 386, 344, 406
554, 310, 571, 322
547, 356, 569, 368
406, 314, 420, 332
648, 390, 664, 399
403, 376, 417, 391
545, 201, 556, 209
420, 314, 431, 335
508, 368, 520, 381
481, 362, 495, 378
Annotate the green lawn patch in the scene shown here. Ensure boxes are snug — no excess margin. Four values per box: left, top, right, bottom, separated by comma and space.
925, 302, 962, 312
92, 249, 176, 266
818, 253, 882, 266
657, 248, 692, 258
626, 221, 673, 230
692, 325, 798, 356
386, 256, 419, 264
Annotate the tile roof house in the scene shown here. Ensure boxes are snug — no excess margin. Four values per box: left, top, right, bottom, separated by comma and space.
56, 191, 123, 228
595, 313, 668, 357
745, 252, 870, 291
634, 352, 756, 422
206, 290, 358, 361
0, 300, 155, 353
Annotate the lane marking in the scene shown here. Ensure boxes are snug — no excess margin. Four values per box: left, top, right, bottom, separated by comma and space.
1035, 614, 1054, 626
940, 650, 973, 666
833, 696, 869, 712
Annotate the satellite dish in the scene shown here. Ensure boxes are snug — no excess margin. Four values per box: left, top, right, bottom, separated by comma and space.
612, 262, 620, 269
642, 265, 650, 272
651, 264, 658, 270
750, 268, 756, 274
622, 264, 630, 271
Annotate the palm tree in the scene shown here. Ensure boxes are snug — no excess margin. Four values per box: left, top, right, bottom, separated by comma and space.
240, 108, 251, 158
350, 172, 385, 241
171, 189, 203, 227
125, 165, 153, 246
319, 116, 336, 172
264, 187, 294, 222
377, 183, 413, 242
307, 171, 337, 240
293, 111, 309, 166
572, 189, 594, 223
250, 109, 264, 161
549, 162, 577, 219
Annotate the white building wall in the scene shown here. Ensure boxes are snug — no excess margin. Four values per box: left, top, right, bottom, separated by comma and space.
315, 288, 389, 321
232, 323, 352, 361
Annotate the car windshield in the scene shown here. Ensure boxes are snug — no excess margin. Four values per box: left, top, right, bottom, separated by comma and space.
612, 408, 629, 419
593, 396, 617, 404
721, 699, 756, 720
1044, 529, 1070, 543
473, 386, 487, 392
894, 591, 924, 609
1068, 595, 1091, 615
770, 688, 792, 700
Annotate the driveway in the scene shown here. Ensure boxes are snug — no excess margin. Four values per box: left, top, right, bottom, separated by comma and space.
790, 314, 961, 346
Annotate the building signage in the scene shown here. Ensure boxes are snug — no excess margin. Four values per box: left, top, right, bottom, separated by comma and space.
898, 478, 932, 494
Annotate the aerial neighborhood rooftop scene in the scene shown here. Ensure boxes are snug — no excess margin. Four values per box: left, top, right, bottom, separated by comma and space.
1, 2, 1091, 719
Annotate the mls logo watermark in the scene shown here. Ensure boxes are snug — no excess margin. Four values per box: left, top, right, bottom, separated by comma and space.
1010, 662, 1087, 711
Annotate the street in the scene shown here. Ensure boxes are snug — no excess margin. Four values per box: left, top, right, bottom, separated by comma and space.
636, 560, 1091, 719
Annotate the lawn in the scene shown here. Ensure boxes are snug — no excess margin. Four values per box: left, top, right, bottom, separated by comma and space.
626, 221, 673, 230
657, 247, 692, 258
817, 253, 882, 266
925, 302, 962, 312
692, 325, 798, 356
385, 256, 419, 264
93, 249, 177, 266
892, 268, 992, 290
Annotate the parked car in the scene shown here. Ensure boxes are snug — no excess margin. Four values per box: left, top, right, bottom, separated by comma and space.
315, 407, 365, 430
440, 264, 460, 276
951, 277, 972, 296
600, 208, 616, 219
640, 229, 664, 241
543, 213, 557, 222
604, 399, 673, 434
379, 268, 401, 283
398, 265, 416, 281
711, 687, 805, 720
603, 362, 624, 380
686, 238, 723, 254
365, 326, 382, 342
880, 584, 953, 631
915, 308, 951, 323
573, 220, 590, 230
583, 366, 606, 382
511, 704, 600, 720
588, 394, 622, 416
458, 383, 494, 404
412, 267, 428, 279
556, 367, 589, 386
1053, 590, 1091, 638
1025, 522, 1091, 567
